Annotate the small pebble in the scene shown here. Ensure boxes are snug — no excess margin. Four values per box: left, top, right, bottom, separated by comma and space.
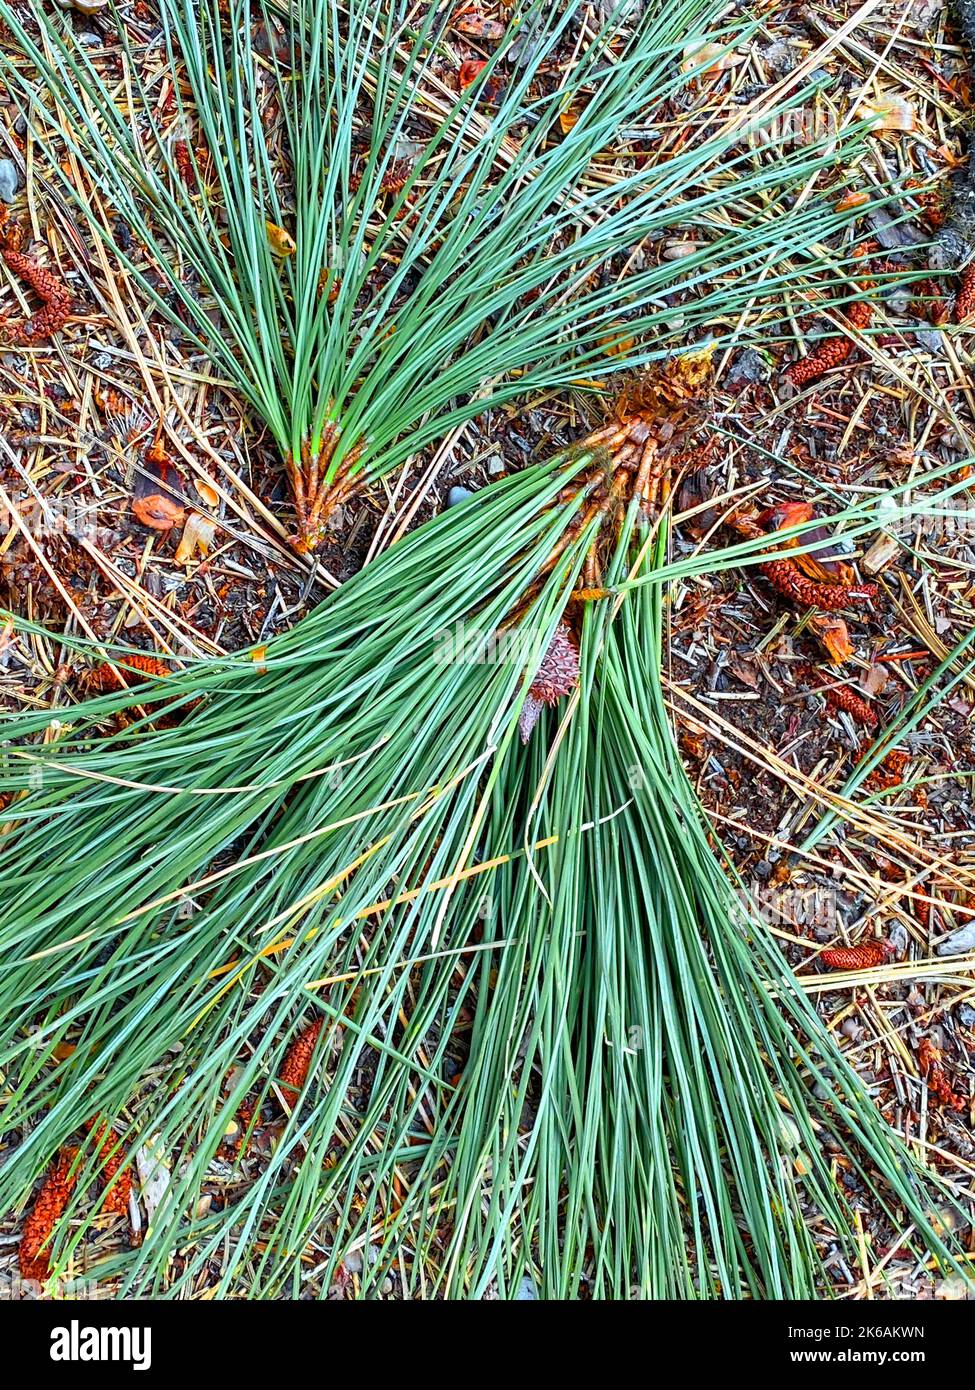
883, 287, 913, 316
887, 922, 909, 957
914, 327, 944, 353
515, 1275, 538, 1300
727, 347, 771, 386
762, 40, 796, 75
936, 921, 975, 956
0, 158, 19, 204
956, 1003, 975, 1029
447, 485, 474, 508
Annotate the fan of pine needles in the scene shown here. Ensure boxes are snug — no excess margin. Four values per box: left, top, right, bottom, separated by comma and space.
409, 530, 974, 1299
2, 0, 885, 547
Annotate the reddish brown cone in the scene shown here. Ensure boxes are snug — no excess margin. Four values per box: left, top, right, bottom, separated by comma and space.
519, 623, 580, 743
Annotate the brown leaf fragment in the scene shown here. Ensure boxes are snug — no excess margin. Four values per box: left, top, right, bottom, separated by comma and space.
454, 13, 505, 40
132, 494, 185, 531
808, 614, 854, 664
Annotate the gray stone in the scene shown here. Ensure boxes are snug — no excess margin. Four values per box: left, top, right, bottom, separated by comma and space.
913, 327, 944, 353
936, 920, 975, 956
887, 922, 909, 957
884, 287, 913, 316
0, 159, 19, 205
866, 207, 923, 251
447, 485, 475, 508
727, 347, 771, 386
762, 40, 795, 75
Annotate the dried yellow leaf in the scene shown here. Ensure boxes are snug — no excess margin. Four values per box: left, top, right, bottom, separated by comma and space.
194, 477, 220, 508
680, 41, 738, 75
859, 93, 915, 133
559, 98, 581, 134
266, 221, 297, 257
174, 511, 216, 564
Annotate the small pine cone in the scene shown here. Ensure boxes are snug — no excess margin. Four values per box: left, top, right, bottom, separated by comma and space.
19, 1148, 78, 1282
917, 1039, 966, 1113
3, 248, 71, 309
2, 246, 72, 344
85, 1117, 132, 1219
519, 622, 580, 744
278, 1017, 324, 1110
955, 262, 975, 322
846, 300, 873, 330
349, 158, 411, 196
820, 940, 894, 970
760, 557, 878, 612
784, 299, 873, 387
17, 305, 72, 344
785, 336, 853, 386
82, 654, 172, 693
802, 664, 879, 728
380, 158, 411, 195
822, 683, 878, 729
528, 622, 579, 704
173, 139, 193, 184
